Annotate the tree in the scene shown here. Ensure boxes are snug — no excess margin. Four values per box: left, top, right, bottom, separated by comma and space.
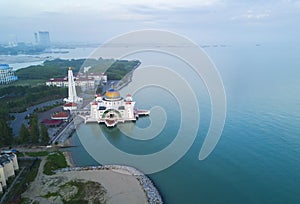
0, 119, 13, 147
19, 123, 30, 144
40, 124, 49, 145
29, 114, 39, 144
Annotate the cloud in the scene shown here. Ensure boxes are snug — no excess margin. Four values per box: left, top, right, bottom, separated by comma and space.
0, 0, 300, 43
230, 10, 271, 20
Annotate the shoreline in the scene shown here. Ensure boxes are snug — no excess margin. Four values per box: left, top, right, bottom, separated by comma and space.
62, 138, 75, 167
61, 143, 163, 203
63, 151, 75, 168
55, 165, 163, 204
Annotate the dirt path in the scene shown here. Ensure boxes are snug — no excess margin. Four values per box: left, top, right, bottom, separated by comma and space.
22, 157, 53, 204
22, 157, 148, 204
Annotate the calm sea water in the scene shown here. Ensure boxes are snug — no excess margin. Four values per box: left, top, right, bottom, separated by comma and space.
7, 47, 97, 70
68, 44, 300, 204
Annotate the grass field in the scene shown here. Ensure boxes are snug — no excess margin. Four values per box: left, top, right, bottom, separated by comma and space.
25, 151, 49, 157
43, 151, 68, 175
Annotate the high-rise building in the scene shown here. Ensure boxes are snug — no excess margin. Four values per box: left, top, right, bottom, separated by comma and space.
0, 64, 18, 84
38, 31, 51, 48
34, 32, 38, 44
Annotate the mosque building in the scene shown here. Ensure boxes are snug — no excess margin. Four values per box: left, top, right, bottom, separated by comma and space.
86, 87, 149, 127
62, 68, 149, 127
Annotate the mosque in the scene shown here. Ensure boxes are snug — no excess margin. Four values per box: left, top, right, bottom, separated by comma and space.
62, 67, 149, 127
86, 87, 149, 127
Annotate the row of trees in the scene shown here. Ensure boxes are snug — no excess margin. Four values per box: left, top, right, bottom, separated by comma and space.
15, 58, 85, 80
0, 113, 50, 147
91, 60, 140, 80
0, 119, 13, 146
0, 101, 13, 147
18, 114, 49, 145
16, 58, 140, 81
0, 85, 67, 113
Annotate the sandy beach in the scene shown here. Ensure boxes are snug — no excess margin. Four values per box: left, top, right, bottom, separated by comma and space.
62, 138, 75, 167
22, 155, 150, 204
63, 151, 74, 167
58, 170, 149, 204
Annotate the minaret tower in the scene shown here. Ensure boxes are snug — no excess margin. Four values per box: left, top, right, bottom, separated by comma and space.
63, 67, 82, 110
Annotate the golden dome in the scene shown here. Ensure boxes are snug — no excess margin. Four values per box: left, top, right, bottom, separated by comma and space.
105, 88, 121, 100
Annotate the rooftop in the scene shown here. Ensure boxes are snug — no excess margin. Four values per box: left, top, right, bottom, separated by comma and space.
42, 119, 63, 126
0, 64, 11, 70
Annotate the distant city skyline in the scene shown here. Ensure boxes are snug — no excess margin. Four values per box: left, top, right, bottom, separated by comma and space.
0, 0, 299, 44
37, 31, 51, 47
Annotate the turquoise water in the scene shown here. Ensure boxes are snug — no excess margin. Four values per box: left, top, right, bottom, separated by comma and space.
69, 44, 300, 203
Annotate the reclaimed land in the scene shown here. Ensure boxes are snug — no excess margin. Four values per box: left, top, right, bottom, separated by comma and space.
0, 58, 140, 147
18, 149, 162, 204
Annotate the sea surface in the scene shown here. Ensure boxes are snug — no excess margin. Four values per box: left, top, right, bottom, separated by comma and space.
2, 47, 97, 70
67, 43, 300, 203
9, 43, 300, 203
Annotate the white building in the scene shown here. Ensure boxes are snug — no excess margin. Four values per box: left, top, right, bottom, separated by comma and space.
0, 64, 18, 84
86, 88, 149, 127
46, 77, 95, 88
88, 72, 107, 84
0, 153, 19, 190
46, 77, 68, 87
0, 165, 6, 190
46, 72, 106, 88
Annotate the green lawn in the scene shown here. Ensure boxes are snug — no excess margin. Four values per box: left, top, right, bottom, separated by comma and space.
25, 151, 49, 157
43, 151, 68, 175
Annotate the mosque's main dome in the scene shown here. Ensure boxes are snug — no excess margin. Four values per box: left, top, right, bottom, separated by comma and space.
105, 88, 121, 100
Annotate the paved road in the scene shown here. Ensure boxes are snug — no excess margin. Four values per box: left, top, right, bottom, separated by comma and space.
10, 99, 63, 136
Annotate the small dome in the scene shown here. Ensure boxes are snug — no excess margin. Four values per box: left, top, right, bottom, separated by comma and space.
105, 88, 121, 100
125, 94, 133, 102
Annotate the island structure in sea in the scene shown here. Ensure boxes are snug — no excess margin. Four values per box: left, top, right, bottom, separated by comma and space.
63, 67, 150, 127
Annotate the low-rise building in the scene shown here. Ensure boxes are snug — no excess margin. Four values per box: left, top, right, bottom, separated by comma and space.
0, 165, 6, 190
0, 64, 18, 84
46, 77, 68, 87
46, 72, 106, 88
0, 153, 19, 190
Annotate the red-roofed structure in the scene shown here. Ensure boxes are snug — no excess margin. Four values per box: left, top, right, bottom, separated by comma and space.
42, 119, 62, 127
51, 111, 70, 120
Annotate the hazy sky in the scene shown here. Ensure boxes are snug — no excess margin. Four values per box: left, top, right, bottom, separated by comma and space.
0, 0, 299, 44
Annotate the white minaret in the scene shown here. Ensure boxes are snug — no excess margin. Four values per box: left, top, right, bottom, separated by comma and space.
125, 94, 135, 119
64, 67, 82, 104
